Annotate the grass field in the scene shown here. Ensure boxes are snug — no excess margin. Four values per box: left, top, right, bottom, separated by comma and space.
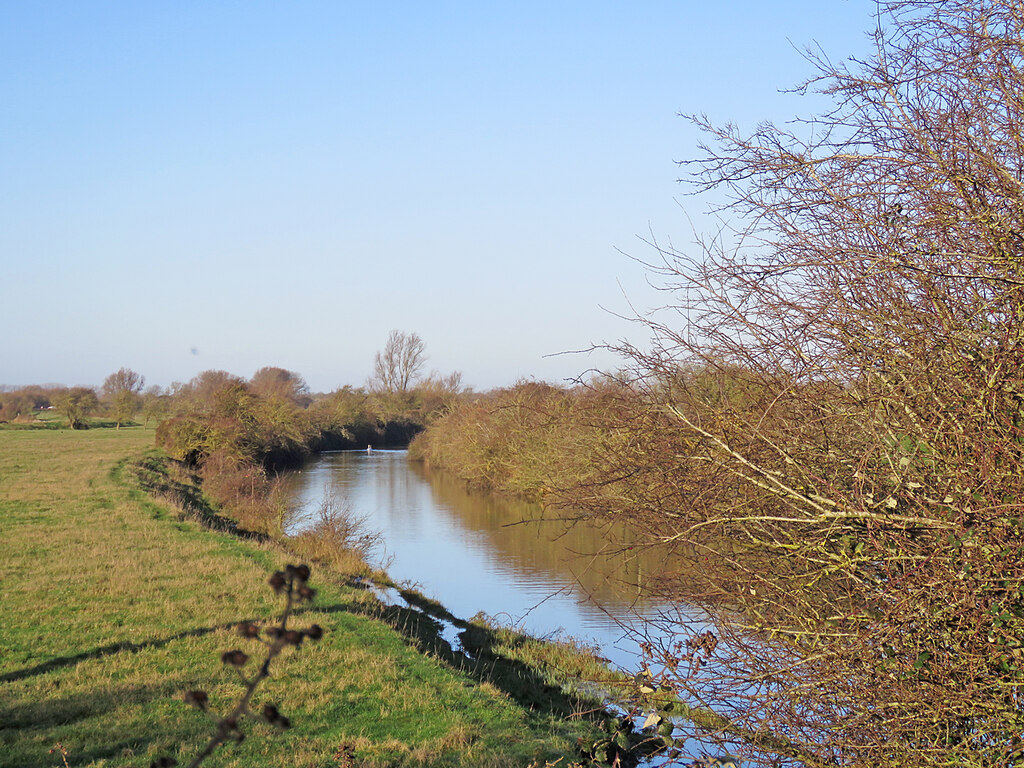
0, 425, 600, 768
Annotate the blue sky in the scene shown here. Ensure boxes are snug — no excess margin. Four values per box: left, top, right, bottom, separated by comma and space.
1, 2, 874, 392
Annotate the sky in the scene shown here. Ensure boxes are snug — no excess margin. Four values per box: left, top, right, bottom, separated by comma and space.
1, 1, 876, 393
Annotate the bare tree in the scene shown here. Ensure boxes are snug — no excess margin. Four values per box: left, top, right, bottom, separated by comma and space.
369, 330, 427, 394
557, 2, 1024, 766
140, 384, 170, 428
102, 368, 145, 428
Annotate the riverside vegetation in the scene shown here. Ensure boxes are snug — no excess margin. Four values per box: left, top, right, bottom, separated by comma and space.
413, 2, 1024, 766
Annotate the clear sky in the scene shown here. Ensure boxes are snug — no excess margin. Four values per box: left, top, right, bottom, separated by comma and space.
1, 1, 875, 392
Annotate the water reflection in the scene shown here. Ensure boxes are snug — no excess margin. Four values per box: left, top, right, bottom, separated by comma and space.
409, 462, 670, 613
281, 449, 675, 669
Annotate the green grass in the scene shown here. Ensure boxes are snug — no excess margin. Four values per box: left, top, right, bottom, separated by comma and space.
0, 425, 600, 767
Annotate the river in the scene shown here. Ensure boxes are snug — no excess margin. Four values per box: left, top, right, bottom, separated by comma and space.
280, 449, 678, 672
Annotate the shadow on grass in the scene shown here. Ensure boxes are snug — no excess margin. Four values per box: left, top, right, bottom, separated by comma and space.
0, 680, 180, 732
118, 453, 271, 543
0, 680, 201, 768
0, 616, 266, 686
320, 582, 604, 723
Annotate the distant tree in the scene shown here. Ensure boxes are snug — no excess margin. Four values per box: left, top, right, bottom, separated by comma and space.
369, 330, 426, 395
53, 387, 99, 429
24, 385, 53, 410
249, 366, 309, 405
102, 368, 145, 428
0, 384, 59, 421
0, 389, 33, 422
140, 384, 170, 428
414, 370, 467, 418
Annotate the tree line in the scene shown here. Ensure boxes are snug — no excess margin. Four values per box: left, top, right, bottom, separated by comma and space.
2, 332, 463, 536
1, 331, 457, 439
0, 369, 156, 430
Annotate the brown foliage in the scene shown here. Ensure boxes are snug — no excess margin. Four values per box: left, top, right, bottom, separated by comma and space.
286, 493, 382, 575
413, 3, 1024, 764
409, 380, 610, 501
249, 366, 310, 406
565, 2, 1024, 765
198, 451, 290, 536
157, 371, 313, 469
0, 384, 55, 422
0, 389, 36, 422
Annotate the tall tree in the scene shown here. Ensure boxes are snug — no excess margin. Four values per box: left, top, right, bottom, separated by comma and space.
102, 368, 145, 428
369, 330, 427, 394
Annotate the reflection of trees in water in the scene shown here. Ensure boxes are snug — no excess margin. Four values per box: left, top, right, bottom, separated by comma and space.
409, 461, 674, 613
371, 452, 421, 527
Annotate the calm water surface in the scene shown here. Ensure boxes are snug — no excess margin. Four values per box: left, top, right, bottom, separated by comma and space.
281, 449, 677, 671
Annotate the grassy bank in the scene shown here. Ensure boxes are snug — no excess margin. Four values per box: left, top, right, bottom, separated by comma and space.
0, 425, 603, 767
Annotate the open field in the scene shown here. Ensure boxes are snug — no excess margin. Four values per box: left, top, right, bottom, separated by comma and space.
0, 425, 600, 768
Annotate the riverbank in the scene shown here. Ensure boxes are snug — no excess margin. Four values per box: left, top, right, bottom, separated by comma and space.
281, 450, 673, 671
0, 426, 608, 767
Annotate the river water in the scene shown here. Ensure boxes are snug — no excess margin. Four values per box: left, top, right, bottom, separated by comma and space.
280, 449, 677, 672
